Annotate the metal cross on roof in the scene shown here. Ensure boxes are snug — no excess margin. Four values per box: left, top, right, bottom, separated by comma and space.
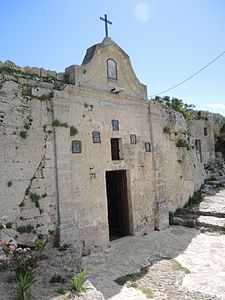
100, 14, 112, 37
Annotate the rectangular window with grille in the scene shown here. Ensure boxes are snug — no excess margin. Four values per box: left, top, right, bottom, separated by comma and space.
92, 131, 101, 143
130, 134, 137, 145
145, 142, 151, 152
112, 119, 119, 131
72, 140, 82, 153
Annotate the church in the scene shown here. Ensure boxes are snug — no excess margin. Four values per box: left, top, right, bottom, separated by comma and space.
0, 15, 223, 255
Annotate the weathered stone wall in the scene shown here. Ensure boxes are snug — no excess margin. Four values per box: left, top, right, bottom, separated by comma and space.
189, 111, 224, 164
0, 77, 223, 253
150, 103, 204, 213
1, 38, 224, 255
65, 37, 147, 101
52, 86, 156, 254
0, 80, 58, 245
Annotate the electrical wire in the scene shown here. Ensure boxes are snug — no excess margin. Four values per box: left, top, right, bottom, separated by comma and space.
149, 50, 225, 98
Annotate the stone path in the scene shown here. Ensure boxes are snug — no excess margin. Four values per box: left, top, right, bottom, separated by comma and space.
83, 226, 225, 299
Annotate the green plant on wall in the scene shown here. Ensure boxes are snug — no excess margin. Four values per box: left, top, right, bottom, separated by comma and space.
176, 138, 191, 150
70, 126, 78, 136
52, 119, 68, 127
20, 131, 27, 139
16, 224, 35, 234
29, 192, 40, 208
70, 270, 87, 293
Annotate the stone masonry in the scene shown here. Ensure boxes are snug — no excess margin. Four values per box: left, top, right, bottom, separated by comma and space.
0, 37, 224, 255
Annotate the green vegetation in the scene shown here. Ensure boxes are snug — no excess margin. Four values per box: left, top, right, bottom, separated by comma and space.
70, 270, 87, 293
114, 267, 153, 299
169, 191, 203, 224
139, 287, 154, 299
17, 224, 35, 234
170, 259, 190, 274
56, 287, 67, 294
152, 96, 195, 121
52, 119, 68, 127
0, 78, 6, 89
29, 192, 41, 208
6, 222, 13, 229
20, 131, 28, 139
176, 138, 191, 150
16, 272, 35, 300
34, 239, 45, 251
70, 126, 78, 136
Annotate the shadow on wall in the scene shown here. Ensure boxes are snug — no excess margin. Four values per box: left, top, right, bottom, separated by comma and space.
82, 225, 199, 299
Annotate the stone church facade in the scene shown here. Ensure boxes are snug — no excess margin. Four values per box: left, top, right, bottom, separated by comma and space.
0, 37, 224, 254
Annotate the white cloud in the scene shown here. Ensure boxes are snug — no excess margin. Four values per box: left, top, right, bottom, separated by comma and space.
205, 103, 225, 110
134, 3, 150, 24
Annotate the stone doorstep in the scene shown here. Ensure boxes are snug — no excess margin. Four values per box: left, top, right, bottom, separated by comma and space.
172, 217, 196, 228
197, 216, 225, 231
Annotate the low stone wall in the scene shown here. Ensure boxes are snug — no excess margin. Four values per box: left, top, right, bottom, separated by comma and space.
0, 60, 65, 91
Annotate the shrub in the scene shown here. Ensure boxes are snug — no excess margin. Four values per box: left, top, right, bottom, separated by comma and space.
20, 131, 27, 139
34, 239, 45, 251
176, 138, 191, 150
151, 96, 194, 121
16, 224, 35, 234
70, 126, 78, 136
16, 272, 35, 300
29, 192, 40, 208
7, 181, 12, 187
52, 119, 68, 127
70, 270, 86, 293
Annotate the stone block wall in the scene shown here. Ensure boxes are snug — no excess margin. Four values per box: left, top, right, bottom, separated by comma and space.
0, 79, 58, 246
1, 59, 224, 255
150, 103, 204, 213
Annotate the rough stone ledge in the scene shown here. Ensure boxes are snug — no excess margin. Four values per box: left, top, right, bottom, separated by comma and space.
197, 215, 225, 231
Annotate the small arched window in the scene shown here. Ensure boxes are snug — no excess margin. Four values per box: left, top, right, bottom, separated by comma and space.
107, 59, 117, 80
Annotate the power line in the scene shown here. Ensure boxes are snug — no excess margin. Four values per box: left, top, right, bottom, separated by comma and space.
149, 50, 225, 98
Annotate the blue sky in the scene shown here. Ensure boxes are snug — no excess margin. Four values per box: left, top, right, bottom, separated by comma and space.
1, 0, 225, 115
